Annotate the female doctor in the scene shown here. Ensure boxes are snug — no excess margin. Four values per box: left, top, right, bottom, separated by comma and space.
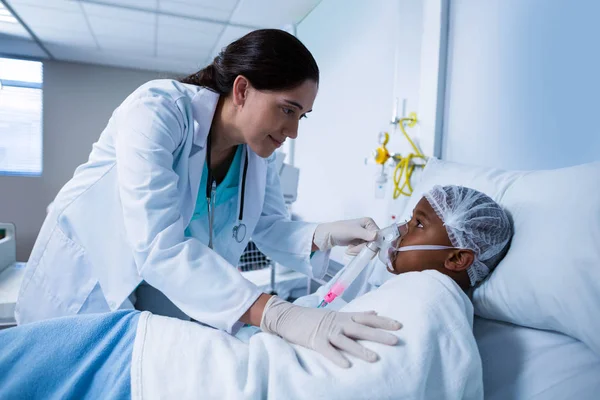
16, 29, 401, 367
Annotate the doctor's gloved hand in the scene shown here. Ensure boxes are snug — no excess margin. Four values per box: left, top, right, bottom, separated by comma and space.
313, 217, 380, 253
260, 296, 402, 368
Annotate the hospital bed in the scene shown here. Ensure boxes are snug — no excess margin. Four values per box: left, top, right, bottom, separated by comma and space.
474, 317, 600, 399
3, 158, 600, 399
392, 157, 600, 400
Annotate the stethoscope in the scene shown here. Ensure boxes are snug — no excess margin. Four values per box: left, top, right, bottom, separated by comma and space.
205, 133, 248, 249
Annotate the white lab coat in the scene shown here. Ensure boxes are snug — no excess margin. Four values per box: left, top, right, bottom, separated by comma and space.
15, 80, 329, 332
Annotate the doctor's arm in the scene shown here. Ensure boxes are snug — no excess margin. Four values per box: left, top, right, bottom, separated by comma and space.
115, 95, 262, 333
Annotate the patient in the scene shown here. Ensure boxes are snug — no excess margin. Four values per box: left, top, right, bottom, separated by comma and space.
386, 185, 513, 290
296, 184, 514, 312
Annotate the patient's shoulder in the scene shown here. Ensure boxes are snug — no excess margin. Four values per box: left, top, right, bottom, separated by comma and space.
412, 271, 474, 323
380, 271, 474, 319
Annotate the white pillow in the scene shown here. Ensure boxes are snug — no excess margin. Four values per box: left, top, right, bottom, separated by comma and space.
400, 158, 600, 357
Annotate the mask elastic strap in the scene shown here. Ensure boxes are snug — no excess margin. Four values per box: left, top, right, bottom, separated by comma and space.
398, 245, 456, 252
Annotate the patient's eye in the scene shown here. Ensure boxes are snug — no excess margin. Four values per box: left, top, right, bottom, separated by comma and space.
416, 219, 424, 228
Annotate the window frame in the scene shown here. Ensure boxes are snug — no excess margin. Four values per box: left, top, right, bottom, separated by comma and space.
0, 57, 44, 177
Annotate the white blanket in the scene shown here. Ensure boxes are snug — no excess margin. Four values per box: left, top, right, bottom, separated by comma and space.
131, 270, 483, 400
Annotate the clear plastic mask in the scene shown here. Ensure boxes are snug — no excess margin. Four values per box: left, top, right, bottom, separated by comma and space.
377, 222, 409, 269
378, 220, 457, 270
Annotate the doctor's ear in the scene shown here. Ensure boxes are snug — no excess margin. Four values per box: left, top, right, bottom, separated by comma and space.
232, 75, 251, 108
444, 249, 474, 272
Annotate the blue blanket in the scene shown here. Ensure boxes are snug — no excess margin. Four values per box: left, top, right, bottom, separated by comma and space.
0, 310, 140, 399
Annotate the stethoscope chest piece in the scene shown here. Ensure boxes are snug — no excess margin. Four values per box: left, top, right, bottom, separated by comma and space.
232, 222, 247, 243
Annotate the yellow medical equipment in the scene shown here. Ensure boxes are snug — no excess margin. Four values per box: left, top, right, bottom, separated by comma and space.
374, 132, 391, 165
368, 111, 426, 199
391, 112, 426, 199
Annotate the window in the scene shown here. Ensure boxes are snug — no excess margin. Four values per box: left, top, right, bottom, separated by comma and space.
0, 57, 43, 176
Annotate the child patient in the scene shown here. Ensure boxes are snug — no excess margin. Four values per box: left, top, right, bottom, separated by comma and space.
296, 184, 513, 311
385, 185, 513, 290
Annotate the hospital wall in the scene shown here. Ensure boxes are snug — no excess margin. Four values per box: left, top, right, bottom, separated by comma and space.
294, 0, 423, 262
442, 0, 600, 170
0, 60, 169, 261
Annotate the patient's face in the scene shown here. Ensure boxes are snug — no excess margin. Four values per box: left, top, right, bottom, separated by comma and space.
389, 197, 454, 274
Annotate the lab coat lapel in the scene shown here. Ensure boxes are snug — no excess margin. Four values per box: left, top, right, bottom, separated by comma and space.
188, 89, 220, 214
242, 147, 267, 228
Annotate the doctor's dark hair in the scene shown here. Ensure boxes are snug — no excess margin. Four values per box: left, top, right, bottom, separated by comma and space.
180, 29, 319, 93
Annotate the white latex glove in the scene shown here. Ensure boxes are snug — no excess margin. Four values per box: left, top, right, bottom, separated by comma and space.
313, 217, 380, 253
260, 296, 402, 368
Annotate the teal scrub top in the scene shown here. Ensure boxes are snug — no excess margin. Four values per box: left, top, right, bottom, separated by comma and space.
190, 144, 243, 223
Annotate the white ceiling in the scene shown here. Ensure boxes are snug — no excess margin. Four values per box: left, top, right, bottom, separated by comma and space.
0, 0, 322, 74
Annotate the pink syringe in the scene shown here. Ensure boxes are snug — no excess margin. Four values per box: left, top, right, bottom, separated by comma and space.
317, 222, 407, 308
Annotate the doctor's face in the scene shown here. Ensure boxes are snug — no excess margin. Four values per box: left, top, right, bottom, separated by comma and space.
233, 78, 318, 158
